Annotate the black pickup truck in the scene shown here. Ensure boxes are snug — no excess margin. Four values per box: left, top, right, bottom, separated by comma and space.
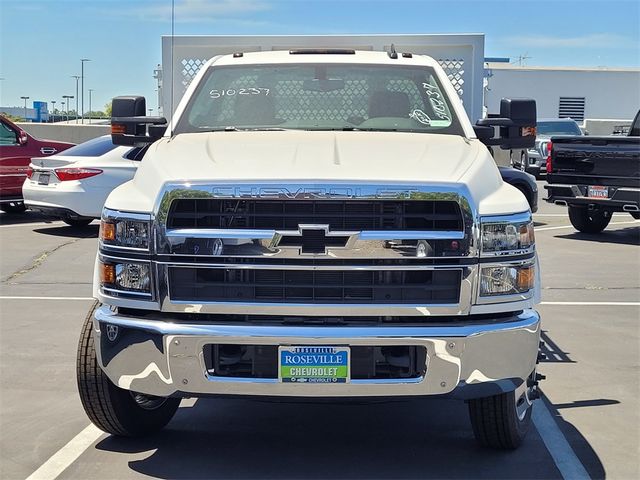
545, 110, 640, 233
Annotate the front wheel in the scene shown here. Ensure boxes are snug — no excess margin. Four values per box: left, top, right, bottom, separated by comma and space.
568, 206, 612, 233
468, 374, 535, 449
76, 302, 180, 437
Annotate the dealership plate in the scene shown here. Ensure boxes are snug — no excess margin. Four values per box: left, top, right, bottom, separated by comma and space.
588, 185, 608, 199
279, 346, 349, 383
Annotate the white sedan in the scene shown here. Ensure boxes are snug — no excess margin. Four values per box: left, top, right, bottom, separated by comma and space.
23, 135, 145, 227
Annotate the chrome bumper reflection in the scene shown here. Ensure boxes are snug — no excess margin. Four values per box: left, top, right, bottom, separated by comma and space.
94, 306, 541, 398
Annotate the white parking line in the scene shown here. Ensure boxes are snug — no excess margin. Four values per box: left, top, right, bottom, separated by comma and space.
535, 220, 640, 232
0, 221, 64, 229
541, 301, 639, 306
532, 399, 590, 480
25, 424, 103, 480
0, 296, 94, 301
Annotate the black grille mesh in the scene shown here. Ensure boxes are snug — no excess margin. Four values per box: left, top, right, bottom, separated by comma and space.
167, 199, 463, 231
169, 267, 461, 304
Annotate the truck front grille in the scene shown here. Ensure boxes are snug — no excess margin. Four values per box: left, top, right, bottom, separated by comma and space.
167, 199, 463, 231
168, 267, 461, 304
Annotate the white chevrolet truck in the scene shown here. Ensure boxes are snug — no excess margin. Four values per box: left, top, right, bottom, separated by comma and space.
77, 49, 543, 449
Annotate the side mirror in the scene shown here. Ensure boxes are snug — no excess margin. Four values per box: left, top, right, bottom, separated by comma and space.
476, 98, 536, 150
111, 96, 167, 146
18, 130, 28, 145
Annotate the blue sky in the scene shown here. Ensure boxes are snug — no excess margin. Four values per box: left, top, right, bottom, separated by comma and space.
1, 0, 638, 114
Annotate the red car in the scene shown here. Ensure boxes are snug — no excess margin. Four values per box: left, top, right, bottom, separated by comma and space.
0, 115, 74, 213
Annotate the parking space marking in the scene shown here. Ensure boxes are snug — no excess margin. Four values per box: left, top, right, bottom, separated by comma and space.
541, 301, 639, 306
0, 296, 94, 300
533, 398, 590, 480
535, 220, 640, 232
25, 424, 103, 480
0, 221, 65, 229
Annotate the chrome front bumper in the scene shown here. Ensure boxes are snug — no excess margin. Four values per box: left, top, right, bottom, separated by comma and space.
94, 306, 541, 399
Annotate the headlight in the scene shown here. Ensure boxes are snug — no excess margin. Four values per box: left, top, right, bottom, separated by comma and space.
481, 214, 534, 256
100, 209, 151, 250
480, 264, 535, 296
100, 261, 151, 295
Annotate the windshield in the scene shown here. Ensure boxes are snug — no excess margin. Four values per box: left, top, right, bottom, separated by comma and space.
175, 63, 464, 135
537, 120, 582, 136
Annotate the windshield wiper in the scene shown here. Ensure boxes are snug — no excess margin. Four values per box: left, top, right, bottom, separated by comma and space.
199, 126, 289, 132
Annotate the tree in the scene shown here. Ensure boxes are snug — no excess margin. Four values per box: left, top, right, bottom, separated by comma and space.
104, 102, 112, 117
0, 112, 24, 122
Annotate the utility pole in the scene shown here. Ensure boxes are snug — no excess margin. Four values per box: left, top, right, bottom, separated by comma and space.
71, 75, 80, 123
88, 89, 94, 123
20, 96, 29, 121
80, 58, 91, 123
51, 100, 56, 122
62, 95, 73, 122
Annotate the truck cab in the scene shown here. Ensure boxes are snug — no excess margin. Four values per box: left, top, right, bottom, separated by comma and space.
77, 49, 542, 449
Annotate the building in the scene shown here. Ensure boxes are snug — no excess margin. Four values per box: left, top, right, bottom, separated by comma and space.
484, 63, 640, 122
0, 101, 49, 122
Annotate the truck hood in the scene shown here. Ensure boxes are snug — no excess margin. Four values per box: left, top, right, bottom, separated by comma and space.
142, 131, 480, 184
108, 130, 524, 216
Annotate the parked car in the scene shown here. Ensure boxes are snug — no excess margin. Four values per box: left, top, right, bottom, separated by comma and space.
512, 118, 583, 177
498, 166, 538, 213
0, 115, 74, 213
545, 110, 640, 233
23, 135, 146, 226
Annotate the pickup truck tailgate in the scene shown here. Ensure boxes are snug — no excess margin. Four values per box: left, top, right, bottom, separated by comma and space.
548, 136, 640, 187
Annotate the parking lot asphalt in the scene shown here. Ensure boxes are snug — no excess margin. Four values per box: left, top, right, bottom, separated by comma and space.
1, 180, 638, 480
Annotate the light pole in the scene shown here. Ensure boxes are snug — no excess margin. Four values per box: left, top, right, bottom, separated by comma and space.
62, 95, 73, 122
20, 96, 29, 121
71, 75, 80, 123
88, 89, 94, 123
51, 100, 56, 122
80, 58, 91, 123
61, 101, 65, 122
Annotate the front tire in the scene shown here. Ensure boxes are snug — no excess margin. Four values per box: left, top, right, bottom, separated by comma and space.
64, 218, 93, 227
568, 206, 612, 233
76, 302, 180, 437
468, 376, 535, 449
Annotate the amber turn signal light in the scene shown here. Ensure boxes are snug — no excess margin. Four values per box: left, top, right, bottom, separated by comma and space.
99, 262, 116, 285
111, 124, 126, 135
99, 221, 115, 242
517, 266, 535, 291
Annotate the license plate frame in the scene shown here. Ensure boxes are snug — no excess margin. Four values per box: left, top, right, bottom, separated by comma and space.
587, 185, 608, 199
37, 173, 50, 185
279, 346, 350, 384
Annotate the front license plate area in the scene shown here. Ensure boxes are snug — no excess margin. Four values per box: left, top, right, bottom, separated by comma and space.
588, 185, 608, 199
279, 346, 350, 383
37, 173, 50, 185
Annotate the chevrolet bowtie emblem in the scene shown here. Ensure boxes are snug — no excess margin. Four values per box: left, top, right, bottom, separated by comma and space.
272, 225, 355, 255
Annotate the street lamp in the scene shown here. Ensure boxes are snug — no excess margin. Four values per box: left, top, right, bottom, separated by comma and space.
88, 89, 94, 123
80, 58, 91, 123
62, 95, 74, 122
50, 100, 56, 122
20, 96, 29, 121
61, 101, 65, 121
71, 75, 80, 123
